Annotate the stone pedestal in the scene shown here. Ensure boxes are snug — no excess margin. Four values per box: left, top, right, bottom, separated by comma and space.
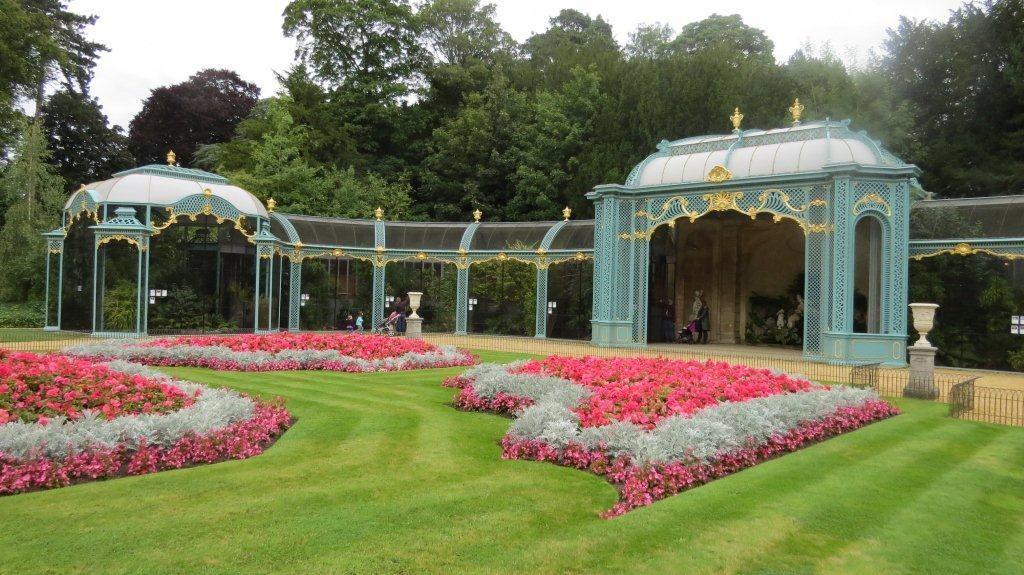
405, 316, 422, 339
904, 345, 938, 399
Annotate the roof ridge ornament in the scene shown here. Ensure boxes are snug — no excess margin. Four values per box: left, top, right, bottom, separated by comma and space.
374, 206, 383, 220
789, 99, 805, 126
706, 165, 733, 183
166, 150, 176, 166
267, 197, 276, 212
730, 107, 743, 133
473, 208, 482, 222
562, 206, 572, 221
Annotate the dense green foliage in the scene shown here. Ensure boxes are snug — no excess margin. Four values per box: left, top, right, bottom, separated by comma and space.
1, 1, 1023, 368
0, 301, 43, 328
0, 361, 1021, 573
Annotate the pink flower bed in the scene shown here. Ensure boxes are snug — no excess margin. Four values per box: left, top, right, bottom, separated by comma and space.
0, 350, 194, 424
0, 351, 293, 495
0, 402, 291, 495
502, 400, 898, 517
143, 332, 437, 359
514, 356, 814, 428
447, 357, 900, 516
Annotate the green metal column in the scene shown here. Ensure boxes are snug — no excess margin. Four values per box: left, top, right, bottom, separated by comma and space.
56, 247, 64, 329
371, 263, 385, 330
253, 247, 262, 333
534, 267, 548, 338
288, 259, 302, 331
455, 266, 469, 335
43, 249, 52, 328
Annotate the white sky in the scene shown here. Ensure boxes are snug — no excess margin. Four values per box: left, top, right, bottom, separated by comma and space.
69, 0, 964, 129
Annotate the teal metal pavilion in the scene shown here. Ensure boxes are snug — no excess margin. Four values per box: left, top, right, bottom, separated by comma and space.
50, 112, 1014, 367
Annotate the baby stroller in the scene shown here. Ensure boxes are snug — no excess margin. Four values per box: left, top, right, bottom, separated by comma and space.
376, 311, 401, 336
678, 319, 699, 344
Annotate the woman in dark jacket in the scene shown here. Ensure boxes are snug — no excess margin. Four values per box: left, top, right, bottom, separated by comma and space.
394, 294, 408, 335
697, 298, 711, 344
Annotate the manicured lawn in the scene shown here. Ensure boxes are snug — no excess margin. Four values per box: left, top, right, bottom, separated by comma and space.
1, 351, 1022, 574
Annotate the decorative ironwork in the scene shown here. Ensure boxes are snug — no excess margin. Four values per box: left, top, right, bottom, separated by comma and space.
853, 192, 892, 216
706, 165, 733, 183
166, 150, 176, 165
563, 206, 572, 221
97, 234, 147, 251
473, 209, 482, 222
910, 242, 1024, 261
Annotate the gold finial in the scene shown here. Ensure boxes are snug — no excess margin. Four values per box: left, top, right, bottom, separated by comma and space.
267, 197, 276, 212
472, 208, 482, 222
789, 98, 805, 125
730, 107, 744, 132
562, 206, 572, 221
374, 207, 383, 220
166, 150, 176, 166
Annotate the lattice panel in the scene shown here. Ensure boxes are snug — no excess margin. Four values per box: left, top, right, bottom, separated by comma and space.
591, 201, 608, 321
634, 186, 817, 237
631, 201, 650, 344
890, 181, 910, 335
535, 268, 548, 337
455, 267, 469, 334
830, 179, 852, 331
802, 184, 830, 357
289, 261, 302, 330
371, 265, 385, 330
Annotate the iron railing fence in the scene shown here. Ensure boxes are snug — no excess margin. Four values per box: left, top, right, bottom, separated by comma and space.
0, 328, 1019, 426
948, 381, 1024, 426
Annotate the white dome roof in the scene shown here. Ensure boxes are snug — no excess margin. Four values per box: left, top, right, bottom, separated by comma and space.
627, 121, 908, 187
66, 165, 268, 218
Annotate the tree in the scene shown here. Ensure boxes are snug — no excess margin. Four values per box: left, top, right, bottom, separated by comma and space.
127, 69, 259, 166
0, 120, 66, 301
40, 89, 134, 188
201, 97, 413, 219
673, 14, 774, 64
625, 23, 675, 61
881, 1, 1024, 197
417, 0, 514, 67
0, 0, 105, 153
522, 9, 620, 89
283, 0, 423, 97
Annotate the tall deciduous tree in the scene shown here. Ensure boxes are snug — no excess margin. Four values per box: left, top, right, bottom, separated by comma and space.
0, 0, 104, 153
41, 89, 134, 188
283, 0, 423, 98
0, 120, 65, 301
127, 69, 259, 167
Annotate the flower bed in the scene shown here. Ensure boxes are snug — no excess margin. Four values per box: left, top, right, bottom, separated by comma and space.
63, 332, 474, 372
0, 354, 293, 495
445, 357, 899, 516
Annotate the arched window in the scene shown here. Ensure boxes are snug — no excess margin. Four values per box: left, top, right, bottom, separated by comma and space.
853, 216, 884, 333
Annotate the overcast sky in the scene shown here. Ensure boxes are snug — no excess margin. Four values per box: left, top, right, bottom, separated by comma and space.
69, 0, 964, 129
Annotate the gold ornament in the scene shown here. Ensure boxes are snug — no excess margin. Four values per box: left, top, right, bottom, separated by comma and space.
789, 99, 805, 125
705, 165, 733, 183
473, 209, 482, 222
166, 150, 176, 165
374, 207, 384, 220
730, 107, 744, 132
562, 206, 572, 221
267, 197, 276, 212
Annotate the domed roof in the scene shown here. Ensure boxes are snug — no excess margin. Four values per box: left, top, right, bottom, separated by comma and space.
625, 120, 910, 187
66, 164, 268, 218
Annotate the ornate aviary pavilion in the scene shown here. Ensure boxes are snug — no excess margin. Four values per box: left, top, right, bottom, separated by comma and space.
42, 107, 1022, 366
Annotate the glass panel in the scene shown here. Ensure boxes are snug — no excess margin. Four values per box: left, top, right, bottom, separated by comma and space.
61, 220, 94, 331
468, 259, 536, 336
546, 260, 593, 339
299, 257, 372, 330
385, 261, 456, 332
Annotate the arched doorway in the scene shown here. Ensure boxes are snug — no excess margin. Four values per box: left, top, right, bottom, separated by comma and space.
648, 212, 806, 347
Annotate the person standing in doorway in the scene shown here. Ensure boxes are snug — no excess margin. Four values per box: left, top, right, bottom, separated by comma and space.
697, 297, 711, 344
355, 310, 364, 331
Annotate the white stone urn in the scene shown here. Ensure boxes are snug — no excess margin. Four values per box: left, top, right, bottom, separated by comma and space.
909, 303, 939, 348
407, 291, 423, 319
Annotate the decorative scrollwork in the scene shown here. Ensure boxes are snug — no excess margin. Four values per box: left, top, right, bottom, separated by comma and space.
97, 234, 147, 251
910, 242, 1023, 261
852, 192, 892, 217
